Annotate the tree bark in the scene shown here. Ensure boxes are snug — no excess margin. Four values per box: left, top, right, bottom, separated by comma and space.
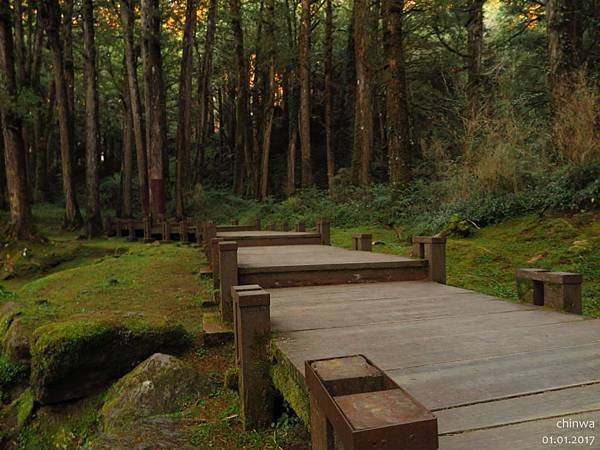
13, 0, 26, 85
82, 0, 102, 236
0, 0, 34, 240
324, 0, 335, 189
351, 0, 375, 186
196, 0, 218, 183
383, 0, 411, 184
298, 0, 312, 188
121, 78, 134, 219
467, 0, 485, 119
40, 0, 82, 229
175, 0, 198, 217
141, 0, 167, 217
61, 0, 75, 116
119, 0, 149, 216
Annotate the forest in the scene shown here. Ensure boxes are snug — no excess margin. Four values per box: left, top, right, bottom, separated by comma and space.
0, 0, 599, 448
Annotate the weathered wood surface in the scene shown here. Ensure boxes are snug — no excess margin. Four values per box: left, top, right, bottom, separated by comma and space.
269, 281, 600, 449
217, 230, 322, 247
236, 245, 428, 287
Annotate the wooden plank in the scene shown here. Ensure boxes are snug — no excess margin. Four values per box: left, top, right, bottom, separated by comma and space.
388, 342, 600, 410
436, 383, 600, 434
439, 411, 600, 450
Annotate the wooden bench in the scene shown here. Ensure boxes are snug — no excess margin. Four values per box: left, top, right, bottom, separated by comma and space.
306, 355, 438, 450
516, 268, 583, 314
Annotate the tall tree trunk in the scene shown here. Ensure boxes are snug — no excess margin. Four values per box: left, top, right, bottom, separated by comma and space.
229, 0, 252, 195
40, 0, 82, 229
35, 81, 55, 202
175, 0, 198, 217
196, 0, 218, 183
324, 0, 335, 189
61, 0, 75, 116
298, 0, 312, 188
121, 81, 134, 219
0, 0, 34, 240
259, 0, 276, 200
141, 0, 167, 217
119, 0, 149, 216
13, 0, 26, 85
284, 0, 297, 196
467, 0, 485, 119
352, 0, 375, 186
82, 0, 102, 236
383, 0, 411, 184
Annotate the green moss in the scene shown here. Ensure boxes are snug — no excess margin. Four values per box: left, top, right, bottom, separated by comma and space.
16, 389, 35, 427
270, 362, 310, 427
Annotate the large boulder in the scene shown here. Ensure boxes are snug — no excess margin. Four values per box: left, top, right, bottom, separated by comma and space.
0, 302, 21, 337
30, 312, 192, 404
100, 353, 208, 430
0, 389, 35, 446
3, 319, 30, 364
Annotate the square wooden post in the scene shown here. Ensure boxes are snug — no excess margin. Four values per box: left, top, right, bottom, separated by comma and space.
296, 222, 306, 232
127, 220, 137, 241
218, 241, 238, 323
236, 289, 274, 430
255, 218, 262, 230
143, 216, 153, 243
544, 272, 583, 315
413, 236, 447, 284
162, 221, 172, 242
282, 221, 290, 231
232, 285, 263, 366
352, 233, 372, 251
211, 237, 224, 290
104, 216, 114, 236
194, 220, 203, 243
180, 219, 189, 243
317, 219, 331, 245
115, 220, 123, 238
204, 223, 217, 259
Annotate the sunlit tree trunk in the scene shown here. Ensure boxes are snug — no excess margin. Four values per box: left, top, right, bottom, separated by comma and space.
40, 0, 82, 229
298, 0, 312, 188
351, 0, 375, 186
141, 0, 167, 217
175, 0, 198, 217
383, 0, 411, 184
119, 0, 149, 216
82, 0, 102, 236
324, 0, 335, 189
0, 0, 34, 240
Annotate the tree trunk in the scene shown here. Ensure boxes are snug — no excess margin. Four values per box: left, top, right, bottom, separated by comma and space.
324, 0, 335, 189
141, 0, 167, 217
298, 0, 312, 188
229, 0, 252, 195
196, 0, 218, 183
351, 0, 375, 186
61, 0, 75, 116
259, 0, 276, 200
467, 0, 485, 119
13, 0, 26, 85
0, 0, 34, 240
383, 0, 411, 184
82, 0, 102, 236
175, 0, 198, 217
121, 79, 134, 219
119, 0, 149, 216
40, 0, 82, 229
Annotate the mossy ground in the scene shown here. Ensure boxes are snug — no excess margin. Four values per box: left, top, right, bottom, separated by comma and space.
332, 212, 600, 316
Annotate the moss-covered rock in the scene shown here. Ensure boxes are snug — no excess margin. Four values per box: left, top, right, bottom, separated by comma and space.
30, 312, 192, 404
3, 318, 31, 364
0, 389, 35, 445
100, 353, 208, 430
0, 302, 22, 338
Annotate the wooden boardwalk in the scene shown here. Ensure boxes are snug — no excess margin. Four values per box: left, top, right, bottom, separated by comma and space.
270, 281, 600, 449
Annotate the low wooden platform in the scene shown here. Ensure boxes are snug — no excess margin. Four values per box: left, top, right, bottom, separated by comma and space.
270, 281, 600, 449
236, 245, 429, 288
217, 230, 322, 247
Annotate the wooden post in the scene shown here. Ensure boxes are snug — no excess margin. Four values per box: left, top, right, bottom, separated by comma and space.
180, 219, 189, 243
255, 218, 262, 230
413, 236, 446, 284
268, 223, 276, 231
143, 216, 152, 243
296, 222, 306, 232
127, 220, 137, 241
543, 272, 583, 315
352, 233, 372, 251
317, 219, 331, 245
162, 220, 172, 242
232, 285, 263, 366
211, 237, 224, 290
282, 221, 290, 231
235, 288, 274, 430
204, 223, 217, 259
115, 219, 123, 238
232, 219, 239, 225
194, 220, 203, 243
218, 241, 238, 323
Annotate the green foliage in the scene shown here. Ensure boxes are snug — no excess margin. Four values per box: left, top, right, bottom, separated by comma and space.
0, 355, 27, 402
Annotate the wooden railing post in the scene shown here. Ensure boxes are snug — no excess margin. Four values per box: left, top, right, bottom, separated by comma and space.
317, 219, 331, 245
211, 237, 224, 290
232, 285, 263, 366
352, 233, 372, 251
115, 219, 123, 238
235, 288, 274, 430
143, 216, 152, 242
104, 216, 114, 236
413, 236, 446, 284
162, 220, 171, 243
127, 220, 137, 241
516, 269, 583, 314
218, 241, 238, 323
255, 218, 262, 230
296, 222, 306, 232
180, 219, 189, 243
